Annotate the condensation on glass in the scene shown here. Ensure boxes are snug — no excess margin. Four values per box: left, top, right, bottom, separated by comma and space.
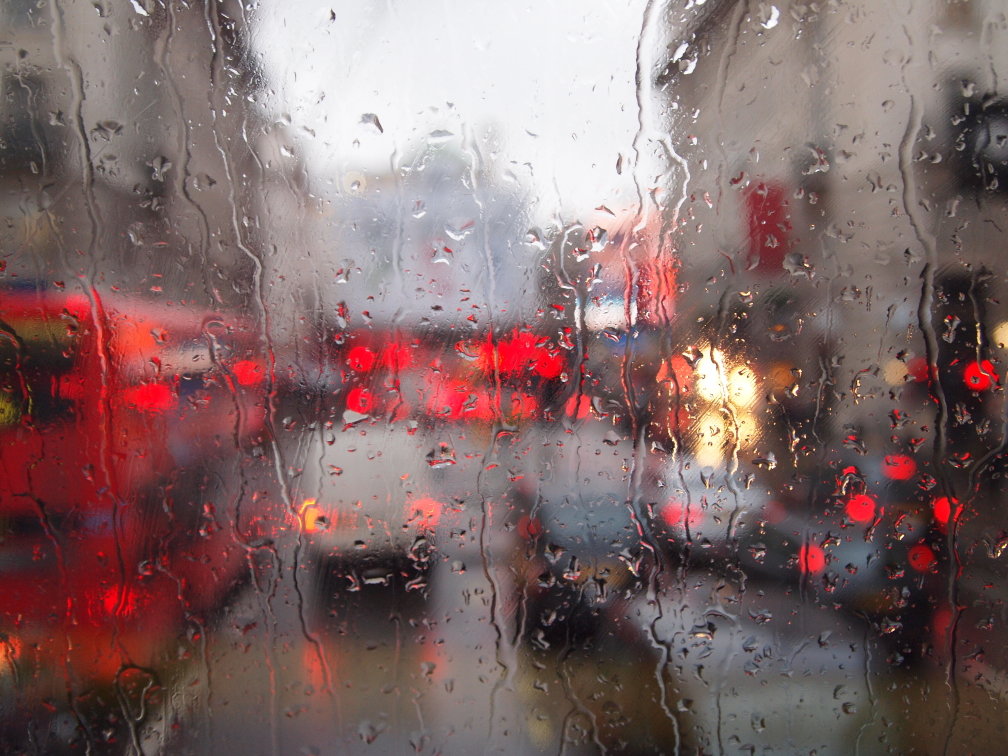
1, 0, 1006, 753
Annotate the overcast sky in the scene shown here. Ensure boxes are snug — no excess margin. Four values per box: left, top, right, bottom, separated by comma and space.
252, 0, 648, 218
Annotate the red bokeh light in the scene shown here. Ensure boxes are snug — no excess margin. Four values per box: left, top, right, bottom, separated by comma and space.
347, 346, 376, 372
407, 497, 442, 532
123, 383, 173, 413
845, 494, 876, 524
232, 359, 266, 386
882, 454, 916, 481
517, 515, 543, 539
57, 374, 84, 401
932, 496, 959, 532
660, 500, 705, 530
381, 343, 413, 372
906, 357, 929, 383
744, 181, 791, 273
346, 387, 373, 413
964, 359, 998, 391
480, 330, 565, 380
565, 393, 592, 419
932, 606, 954, 648
425, 379, 495, 422
799, 544, 826, 574
908, 544, 936, 572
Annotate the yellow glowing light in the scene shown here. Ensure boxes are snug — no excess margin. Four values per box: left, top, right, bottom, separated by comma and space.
0, 396, 20, 427
694, 352, 722, 401
299, 498, 320, 532
694, 409, 725, 466
0, 635, 22, 679
736, 411, 759, 447
693, 350, 759, 409
728, 366, 758, 408
692, 408, 760, 467
767, 362, 796, 390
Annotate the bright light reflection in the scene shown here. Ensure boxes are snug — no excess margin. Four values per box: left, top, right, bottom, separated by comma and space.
694, 352, 759, 409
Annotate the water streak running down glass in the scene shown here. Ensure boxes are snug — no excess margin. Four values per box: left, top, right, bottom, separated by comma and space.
1, 0, 1007, 753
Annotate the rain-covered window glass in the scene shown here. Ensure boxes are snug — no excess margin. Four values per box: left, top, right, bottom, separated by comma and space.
2, 0, 1008, 753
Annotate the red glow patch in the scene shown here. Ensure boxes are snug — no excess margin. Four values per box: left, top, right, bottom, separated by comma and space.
906, 357, 929, 383
964, 360, 998, 391
845, 494, 876, 524
932, 606, 953, 648
932, 496, 958, 527
532, 350, 564, 379
56, 374, 84, 401
882, 454, 916, 481
97, 586, 135, 619
511, 392, 539, 419
660, 500, 704, 530
517, 515, 543, 539
124, 383, 173, 413
346, 387, 373, 413
565, 394, 592, 419
408, 497, 442, 531
908, 544, 936, 572
799, 544, 826, 574
347, 346, 376, 372
481, 331, 565, 380
744, 181, 791, 272
381, 344, 413, 372
426, 380, 494, 422
232, 359, 265, 386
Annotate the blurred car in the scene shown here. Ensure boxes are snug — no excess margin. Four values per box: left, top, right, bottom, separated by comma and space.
0, 283, 265, 711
